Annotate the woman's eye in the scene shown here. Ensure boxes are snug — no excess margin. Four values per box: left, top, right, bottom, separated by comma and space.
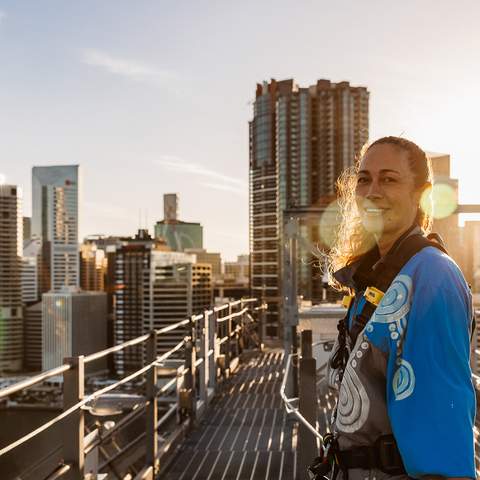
356, 177, 369, 184
382, 177, 397, 183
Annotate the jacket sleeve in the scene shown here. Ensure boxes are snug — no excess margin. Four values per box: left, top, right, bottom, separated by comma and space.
386, 252, 476, 478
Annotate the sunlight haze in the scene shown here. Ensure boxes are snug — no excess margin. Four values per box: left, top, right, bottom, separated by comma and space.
1, 0, 479, 260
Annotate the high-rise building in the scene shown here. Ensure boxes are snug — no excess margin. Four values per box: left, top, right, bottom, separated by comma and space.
215, 254, 250, 302
224, 254, 249, 283
22, 237, 41, 303
23, 216, 31, 241
154, 194, 203, 251
80, 241, 107, 291
0, 185, 24, 372
42, 288, 107, 371
24, 301, 42, 371
32, 165, 80, 293
462, 221, 480, 293
110, 230, 168, 373
428, 153, 462, 268
164, 193, 179, 221
184, 248, 222, 280
143, 251, 212, 354
249, 79, 369, 339
110, 230, 211, 373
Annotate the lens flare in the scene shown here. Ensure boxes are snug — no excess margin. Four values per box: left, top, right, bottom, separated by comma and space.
420, 183, 457, 220
359, 199, 385, 235
0, 173, 5, 185
319, 200, 341, 248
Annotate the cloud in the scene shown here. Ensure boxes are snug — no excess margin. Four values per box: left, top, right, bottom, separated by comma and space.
81, 49, 177, 85
156, 155, 247, 189
0, 11, 6, 23
201, 182, 247, 197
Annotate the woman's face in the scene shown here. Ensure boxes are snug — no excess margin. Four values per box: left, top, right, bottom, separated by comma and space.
355, 143, 423, 239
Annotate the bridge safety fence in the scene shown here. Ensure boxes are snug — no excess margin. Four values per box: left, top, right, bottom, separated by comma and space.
0, 297, 267, 480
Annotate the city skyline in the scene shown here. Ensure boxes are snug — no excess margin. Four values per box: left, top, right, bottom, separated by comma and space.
2, 2, 480, 261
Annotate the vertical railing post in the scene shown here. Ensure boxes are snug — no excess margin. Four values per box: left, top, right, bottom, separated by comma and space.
238, 299, 244, 355
63, 355, 85, 480
292, 325, 299, 398
199, 312, 209, 406
225, 302, 232, 375
208, 309, 217, 391
259, 301, 266, 349
184, 319, 197, 428
146, 330, 158, 473
298, 329, 317, 480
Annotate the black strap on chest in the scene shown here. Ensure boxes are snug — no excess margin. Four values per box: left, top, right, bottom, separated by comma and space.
348, 231, 448, 344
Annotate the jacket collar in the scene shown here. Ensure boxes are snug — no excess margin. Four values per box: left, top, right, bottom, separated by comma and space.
333, 225, 423, 292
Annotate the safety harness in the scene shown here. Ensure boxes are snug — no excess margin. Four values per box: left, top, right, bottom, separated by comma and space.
308, 227, 450, 480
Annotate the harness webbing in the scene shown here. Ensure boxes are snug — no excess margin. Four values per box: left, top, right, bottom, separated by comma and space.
349, 232, 447, 344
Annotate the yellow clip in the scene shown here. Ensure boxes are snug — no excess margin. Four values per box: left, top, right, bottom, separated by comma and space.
364, 286, 384, 306
342, 295, 354, 309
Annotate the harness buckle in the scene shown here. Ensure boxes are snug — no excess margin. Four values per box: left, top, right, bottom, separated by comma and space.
342, 295, 354, 309
364, 286, 384, 306
375, 435, 405, 475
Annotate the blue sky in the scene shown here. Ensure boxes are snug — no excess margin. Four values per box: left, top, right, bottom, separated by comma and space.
1, 1, 480, 260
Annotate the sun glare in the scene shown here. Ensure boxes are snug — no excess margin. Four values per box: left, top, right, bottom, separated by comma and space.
420, 183, 457, 220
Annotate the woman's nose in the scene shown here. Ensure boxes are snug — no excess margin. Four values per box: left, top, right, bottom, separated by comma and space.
366, 180, 383, 199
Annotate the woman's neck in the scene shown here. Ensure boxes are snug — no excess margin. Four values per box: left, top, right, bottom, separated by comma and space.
375, 225, 415, 257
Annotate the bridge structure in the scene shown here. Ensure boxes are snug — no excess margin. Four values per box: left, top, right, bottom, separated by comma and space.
1, 297, 480, 480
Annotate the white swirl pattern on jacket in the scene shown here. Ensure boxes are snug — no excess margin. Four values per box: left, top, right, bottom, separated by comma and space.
370, 274, 415, 401
336, 360, 371, 433
336, 274, 415, 433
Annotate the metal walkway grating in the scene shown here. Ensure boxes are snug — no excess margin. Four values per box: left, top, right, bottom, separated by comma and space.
163, 350, 299, 480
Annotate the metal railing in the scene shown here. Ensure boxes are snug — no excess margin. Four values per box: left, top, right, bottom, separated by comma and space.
0, 298, 267, 480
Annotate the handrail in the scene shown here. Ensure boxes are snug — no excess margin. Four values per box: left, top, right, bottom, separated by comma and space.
84, 333, 151, 364
280, 353, 323, 442
45, 463, 71, 480
0, 359, 156, 458
216, 307, 248, 323
0, 339, 186, 458
155, 318, 191, 335
0, 297, 264, 478
0, 364, 71, 400
85, 318, 191, 364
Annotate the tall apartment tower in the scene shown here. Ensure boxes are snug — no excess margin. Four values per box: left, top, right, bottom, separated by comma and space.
32, 165, 80, 293
0, 185, 24, 372
80, 241, 107, 291
111, 232, 155, 374
110, 231, 212, 373
42, 289, 107, 371
249, 79, 369, 339
143, 251, 212, 355
22, 237, 41, 303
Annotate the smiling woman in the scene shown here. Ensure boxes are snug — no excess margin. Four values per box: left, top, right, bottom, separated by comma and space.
320, 136, 476, 480
328, 137, 434, 284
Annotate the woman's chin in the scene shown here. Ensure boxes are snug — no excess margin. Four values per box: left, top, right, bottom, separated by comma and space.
361, 215, 385, 235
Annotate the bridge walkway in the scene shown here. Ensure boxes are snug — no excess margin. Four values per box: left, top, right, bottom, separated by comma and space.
164, 350, 299, 480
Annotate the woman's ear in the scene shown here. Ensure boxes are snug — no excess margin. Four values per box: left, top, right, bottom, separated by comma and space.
416, 181, 432, 202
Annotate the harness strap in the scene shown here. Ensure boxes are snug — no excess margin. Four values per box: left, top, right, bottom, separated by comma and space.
335, 435, 406, 475
349, 233, 448, 344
